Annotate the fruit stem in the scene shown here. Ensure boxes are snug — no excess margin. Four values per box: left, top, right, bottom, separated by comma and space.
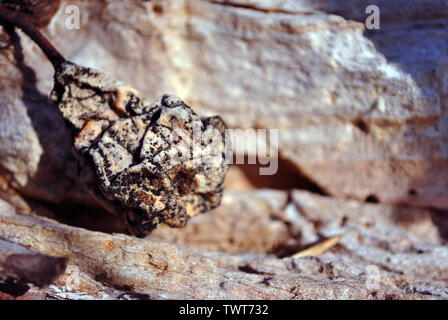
0, 7, 66, 68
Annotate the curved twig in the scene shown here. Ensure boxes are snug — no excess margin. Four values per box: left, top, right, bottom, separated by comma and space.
0, 7, 66, 69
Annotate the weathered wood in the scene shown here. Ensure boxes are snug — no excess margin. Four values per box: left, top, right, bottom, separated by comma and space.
1, 194, 447, 300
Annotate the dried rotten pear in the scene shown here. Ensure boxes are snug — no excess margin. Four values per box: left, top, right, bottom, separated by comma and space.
0, 7, 229, 237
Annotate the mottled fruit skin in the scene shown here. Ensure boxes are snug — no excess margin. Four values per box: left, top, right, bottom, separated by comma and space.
51, 61, 229, 237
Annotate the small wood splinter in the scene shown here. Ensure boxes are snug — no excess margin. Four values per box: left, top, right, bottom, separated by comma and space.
291, 235, 342, 258
0, 8, 229, 237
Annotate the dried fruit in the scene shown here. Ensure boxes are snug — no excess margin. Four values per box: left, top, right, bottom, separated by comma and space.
0, 7, 229, 237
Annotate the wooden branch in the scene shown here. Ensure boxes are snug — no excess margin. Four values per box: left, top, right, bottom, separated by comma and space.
0, 236, 67, 297
291, 235, 342, 258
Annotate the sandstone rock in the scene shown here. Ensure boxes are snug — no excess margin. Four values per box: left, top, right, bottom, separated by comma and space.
0, 36, 94, 206
149, 189, 291, 254
0, 0, 447, 209
1, 0, 448, 300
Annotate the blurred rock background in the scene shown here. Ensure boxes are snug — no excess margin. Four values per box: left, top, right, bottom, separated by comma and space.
0, 0, 447, 299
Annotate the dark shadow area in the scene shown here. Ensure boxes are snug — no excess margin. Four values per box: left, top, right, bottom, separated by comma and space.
430, 209, 448, 242
391, 203, 448, 243
269, 235, 342, 259
4, 27, 125, 235
28, 200, 125, 234
365, 194, 379, 203
232, 154, 329, 195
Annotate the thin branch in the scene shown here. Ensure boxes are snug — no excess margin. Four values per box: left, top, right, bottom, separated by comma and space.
0, 6, 66, 68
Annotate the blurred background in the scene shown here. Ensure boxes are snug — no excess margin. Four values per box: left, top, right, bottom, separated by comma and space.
0, 0, 448, 299
1, 0, 448, 236
2, 0, 448, 210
